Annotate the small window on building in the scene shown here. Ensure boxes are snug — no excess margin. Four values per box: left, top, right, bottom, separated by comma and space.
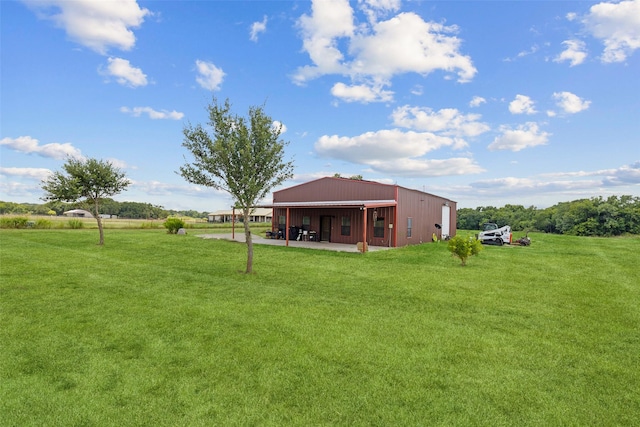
341, 216, 351, 236
302, 216, 311, 231
374, 217, 385, 238
407, 217, 413, 238
279, 215, 286, 225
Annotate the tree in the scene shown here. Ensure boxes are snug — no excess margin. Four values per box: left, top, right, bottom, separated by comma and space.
41, 157, 130, 245
179, 97, 294, 274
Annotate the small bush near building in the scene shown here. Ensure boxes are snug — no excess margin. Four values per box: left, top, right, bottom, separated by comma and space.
448, 235, 483, 266
164, 217, 186, 234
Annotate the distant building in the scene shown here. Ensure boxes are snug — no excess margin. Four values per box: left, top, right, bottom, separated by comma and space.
63, 209, 94, 218
208, 208, 272, 223
269, 177, 456, 248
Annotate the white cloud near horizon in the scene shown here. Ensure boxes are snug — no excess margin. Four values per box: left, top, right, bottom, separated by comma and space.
195, 60, 225, 91
103, 57, 148, 87
368, 157, 485, 177
0, 167, 52, 181
541, 161, 640, 185
488, 122, 550, 152
553, 91, 591, 114
554, 39, 588, 66
452, 162, 640, 205
294, 0, 476, 103
582, 0, 640, 63
509, 94, 537, 115
314, 128, 484, 177
120, 106, 184, 120
250, 15, 268, 42
23, 0, 150, 54
0, 136, 84, 160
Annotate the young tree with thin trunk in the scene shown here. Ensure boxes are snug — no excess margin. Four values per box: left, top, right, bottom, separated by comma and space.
42, 157, 130, 245
179, 97, 294, 274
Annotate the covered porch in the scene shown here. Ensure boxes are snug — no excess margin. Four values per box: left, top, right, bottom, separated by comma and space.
266, 200, 398, 252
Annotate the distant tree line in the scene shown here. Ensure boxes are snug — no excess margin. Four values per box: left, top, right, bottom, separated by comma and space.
0, 199, 209, 220
457, 195, 640, 236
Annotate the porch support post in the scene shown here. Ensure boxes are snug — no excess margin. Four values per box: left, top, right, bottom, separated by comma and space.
362, 207, 368, 253
394, 186, 399, 247
232, 207, 235, 239
285, 207, 290, 247
393, 206, 398, 247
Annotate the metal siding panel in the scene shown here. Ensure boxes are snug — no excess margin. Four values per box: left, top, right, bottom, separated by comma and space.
397, 187, 454, 244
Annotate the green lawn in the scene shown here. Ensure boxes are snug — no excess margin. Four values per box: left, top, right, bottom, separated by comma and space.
1, 229, 638, 426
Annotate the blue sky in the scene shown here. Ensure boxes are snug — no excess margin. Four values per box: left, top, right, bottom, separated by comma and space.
1, 0, 639, 213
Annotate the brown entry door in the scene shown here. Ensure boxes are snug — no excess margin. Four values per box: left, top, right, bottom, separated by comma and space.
320, 216, 331, 241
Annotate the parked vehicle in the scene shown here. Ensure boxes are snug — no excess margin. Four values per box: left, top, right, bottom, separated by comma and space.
478, 223, 512, 245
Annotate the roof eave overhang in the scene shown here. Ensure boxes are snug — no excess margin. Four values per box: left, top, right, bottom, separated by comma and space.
268, 200, 397, 209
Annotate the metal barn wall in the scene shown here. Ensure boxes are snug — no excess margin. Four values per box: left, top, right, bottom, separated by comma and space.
274, 177, 396, 203
395, 188, 457, 246
270, 177, 457, 248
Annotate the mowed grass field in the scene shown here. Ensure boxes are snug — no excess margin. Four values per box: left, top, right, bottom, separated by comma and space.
1, 229, 638, 426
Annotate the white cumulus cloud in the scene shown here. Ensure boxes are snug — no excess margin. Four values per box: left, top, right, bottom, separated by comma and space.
582, 0, 640, 63
553, 91, 591, 114
368, 157, 484, 177
554, 39, 588, 66
294, 1, 476, 102
120, 106, 184, 120
316, 129, 453, 163
331, 82, 393, 103
469, 96, 486, 107
488, 122, 550, 152
195, 60, 225, 91
391, 105, 490, 138
250, 15, 268, 42
509, 94, 537, 115
23, 0, 150, 54
272, 121, 287, 134
0, 167, 53, 181
0, 135, 84, 160
103, 57, 148, 87
314, 128, 483, 177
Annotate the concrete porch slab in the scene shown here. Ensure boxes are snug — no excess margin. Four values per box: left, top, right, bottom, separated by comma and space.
196, 233, 392, 253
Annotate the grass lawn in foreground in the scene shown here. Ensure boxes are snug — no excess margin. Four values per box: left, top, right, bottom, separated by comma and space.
1, 229, 638, 425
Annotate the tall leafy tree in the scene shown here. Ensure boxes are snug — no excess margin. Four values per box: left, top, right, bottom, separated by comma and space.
179, 97, 294, 274
42, 157, 130, 245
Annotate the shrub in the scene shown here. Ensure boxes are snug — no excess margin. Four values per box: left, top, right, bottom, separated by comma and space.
67, 219, 84, 229
164, 217, 185, 234
34, 219, 53, 229
0, 216, 29, 229
447, 235, 483, 266
141, 221, 161, 229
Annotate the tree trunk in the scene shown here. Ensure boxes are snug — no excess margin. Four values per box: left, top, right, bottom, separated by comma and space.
93, 200, 104, 245
243, 209, 253, 274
